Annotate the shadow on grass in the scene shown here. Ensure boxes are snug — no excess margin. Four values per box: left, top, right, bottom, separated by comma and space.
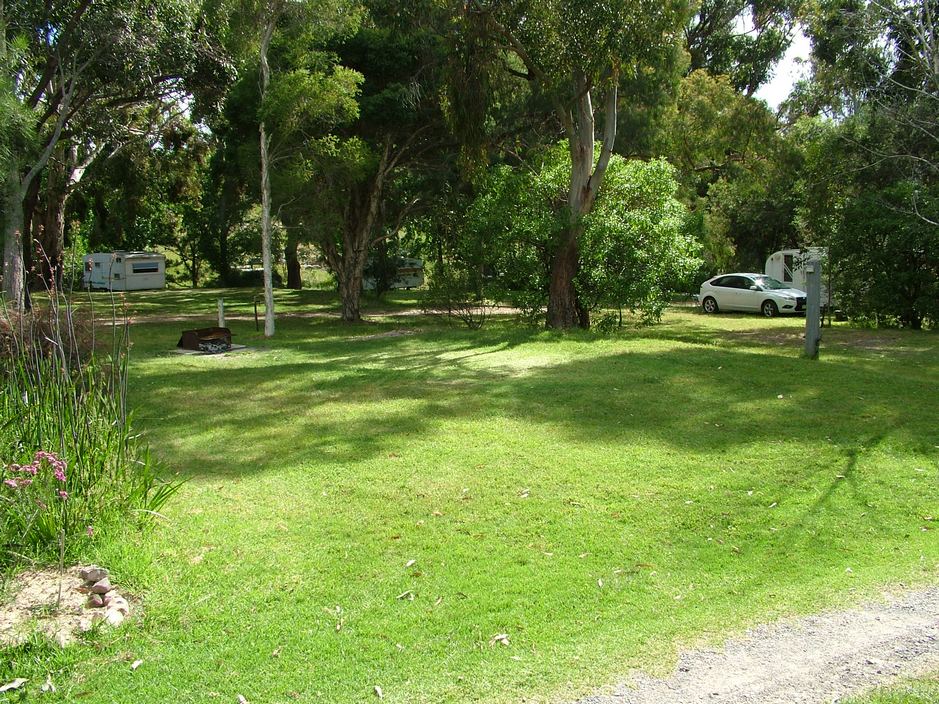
127, 320, 939, 484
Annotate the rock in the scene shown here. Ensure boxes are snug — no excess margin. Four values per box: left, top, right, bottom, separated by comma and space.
79, 566, 109, 583
108, 596, 130, 615
87, 594, 105, 608
90, 577, 112, 594
105, 609, 125, 627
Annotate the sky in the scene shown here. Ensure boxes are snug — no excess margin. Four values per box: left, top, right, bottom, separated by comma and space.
754, 28, 813, 110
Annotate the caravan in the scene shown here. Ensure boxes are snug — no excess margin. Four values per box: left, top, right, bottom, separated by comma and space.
765, 248, 835, 312
83, 252, 166, 291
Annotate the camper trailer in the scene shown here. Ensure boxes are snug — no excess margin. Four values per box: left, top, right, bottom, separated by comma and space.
83, 252, 166, 291
363, 257, 425, 291
765, 247, 835, 311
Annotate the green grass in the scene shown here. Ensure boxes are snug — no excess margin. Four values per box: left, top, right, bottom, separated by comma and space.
2, 291, 938, 703
845, 675, 939, 703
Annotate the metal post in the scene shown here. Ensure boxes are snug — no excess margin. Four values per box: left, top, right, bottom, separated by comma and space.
217, 298, 225, 328
253, 296, 260, 331
804, 259, 822, 359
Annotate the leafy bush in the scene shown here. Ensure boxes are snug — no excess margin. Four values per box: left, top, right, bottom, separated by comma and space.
0, 294, 180, 568
422, 264, 493, 329
463, 143, 700, 327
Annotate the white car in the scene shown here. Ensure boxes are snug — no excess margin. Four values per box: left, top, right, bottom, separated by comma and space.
699, 273, 807, 317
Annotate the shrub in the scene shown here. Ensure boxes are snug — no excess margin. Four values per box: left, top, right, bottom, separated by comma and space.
422, 265, 493, 330
0, 292, 180, 569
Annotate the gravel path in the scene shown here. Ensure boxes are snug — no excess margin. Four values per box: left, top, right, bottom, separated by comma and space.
577, 587, 939, 704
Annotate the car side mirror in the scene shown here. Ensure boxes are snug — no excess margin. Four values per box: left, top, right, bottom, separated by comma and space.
749, 285, 761, 291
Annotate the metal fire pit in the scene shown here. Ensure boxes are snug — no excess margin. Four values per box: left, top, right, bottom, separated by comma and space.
177, 327, 233, 354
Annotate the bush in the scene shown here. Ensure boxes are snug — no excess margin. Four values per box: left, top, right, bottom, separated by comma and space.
0, 293, 180, 569
422, 265, 493, 329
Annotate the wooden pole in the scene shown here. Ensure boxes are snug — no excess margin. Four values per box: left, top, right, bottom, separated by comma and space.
217, 297, 225, 328
804, 259, 822, 359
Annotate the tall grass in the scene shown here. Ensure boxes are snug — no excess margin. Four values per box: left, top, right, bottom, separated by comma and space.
0, 280, 180, 569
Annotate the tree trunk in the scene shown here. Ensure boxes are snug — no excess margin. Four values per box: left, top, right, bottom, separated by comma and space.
545, 72, 618, 330
2, 171, 26, 309
285, 237, 302, 289
37, 161, 69, 288
259, 12, 276, 338
338, 265, 363, 321
547, 237, 581, 328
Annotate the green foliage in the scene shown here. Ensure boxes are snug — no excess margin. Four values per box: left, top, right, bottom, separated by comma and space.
0, 297, 181, 568
578, 158, 701, 322
463, 143, 699, 324
685, 0, 799, 95
832, 181, 938, 329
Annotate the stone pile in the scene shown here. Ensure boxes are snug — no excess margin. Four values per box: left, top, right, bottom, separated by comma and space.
78, 566, 130, 627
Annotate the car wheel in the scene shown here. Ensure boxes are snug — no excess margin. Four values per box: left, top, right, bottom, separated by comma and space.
761, 300, 779, 317
702, 296, 719, 314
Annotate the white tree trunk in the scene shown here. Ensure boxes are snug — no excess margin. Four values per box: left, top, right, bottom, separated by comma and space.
259, 10, 276, 338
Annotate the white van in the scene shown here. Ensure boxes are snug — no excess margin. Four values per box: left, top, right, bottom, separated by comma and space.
83, 252, 166, 291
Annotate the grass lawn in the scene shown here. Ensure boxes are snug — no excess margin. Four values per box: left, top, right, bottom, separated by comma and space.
846, 675, 939, 703
3, 290, 938, 703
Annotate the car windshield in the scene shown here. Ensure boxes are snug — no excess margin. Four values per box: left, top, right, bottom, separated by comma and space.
754, 276, 789, 290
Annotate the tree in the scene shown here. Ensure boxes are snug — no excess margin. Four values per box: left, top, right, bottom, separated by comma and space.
274, 0, 449, 322
460, 0, 687, 328
461, 142, 700, 324
685, 0, 801, 96
2, 0, 220, 307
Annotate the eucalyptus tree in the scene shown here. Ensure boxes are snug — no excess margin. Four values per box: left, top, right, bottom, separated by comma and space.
272, 0, 452, 322
1, 0, 220, 308
685, 0, 802, 96
223, 0, 361, 335
459, 0, 688, 328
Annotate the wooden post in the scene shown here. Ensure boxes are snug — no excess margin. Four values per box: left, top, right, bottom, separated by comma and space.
217, 298, 225, 328
803, 259, 821, 359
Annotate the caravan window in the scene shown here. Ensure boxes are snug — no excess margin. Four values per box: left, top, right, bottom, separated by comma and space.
131, 262, 160, 274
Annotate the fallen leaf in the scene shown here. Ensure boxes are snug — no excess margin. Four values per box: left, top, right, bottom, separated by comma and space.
768, 502, 778, 508
597, 578, 604, 588
578, 552, 590, 559
489, 633, 510, 646
777, 394, 784, 399
271, 648, 281, 658
434, 596, 443, 606
405, 559, 416, 568
131, 659, 143, 671
41, 675, 56, 693
396, 590, 415, 601
431, 511, 443, 517
237, 696, 249, 704
374, 685, 384, 699
0, 679, 27, 693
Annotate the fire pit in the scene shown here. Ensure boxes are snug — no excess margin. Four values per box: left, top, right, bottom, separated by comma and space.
177, 327, 233, 354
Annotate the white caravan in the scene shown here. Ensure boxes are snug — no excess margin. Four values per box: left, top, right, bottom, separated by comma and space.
765, 247, 835, 310
83, 252, 166, 291
363, 257, 425, 291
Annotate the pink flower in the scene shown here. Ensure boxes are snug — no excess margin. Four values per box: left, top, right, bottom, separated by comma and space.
3, 478, 18, 489
33, 450, 67, 481
57, 490, 68, 500
86, 525, 94, 537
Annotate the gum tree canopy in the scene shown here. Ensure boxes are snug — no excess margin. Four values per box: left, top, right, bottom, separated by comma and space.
463, 0, 687, 328
1, 0, 218, 308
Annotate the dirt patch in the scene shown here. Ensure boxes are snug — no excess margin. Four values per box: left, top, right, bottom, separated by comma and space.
577, 586, 939, 704
0, 567, 128, 647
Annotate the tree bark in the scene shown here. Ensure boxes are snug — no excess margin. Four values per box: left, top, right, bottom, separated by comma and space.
258, 9, 277, 338
3, 172, 26, 307
285, 236, 302, 289
545, 72, 618, 329
36, 155, 70, 287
